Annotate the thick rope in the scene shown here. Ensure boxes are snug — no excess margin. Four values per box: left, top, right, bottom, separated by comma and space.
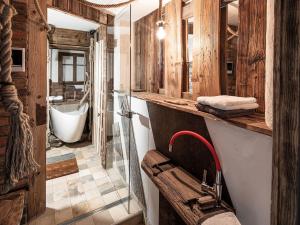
78, 0, 135, 9
0, 2, 39, 193
34, 0, 51, 32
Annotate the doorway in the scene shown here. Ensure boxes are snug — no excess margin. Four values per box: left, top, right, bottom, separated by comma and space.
32, 5, 142, 225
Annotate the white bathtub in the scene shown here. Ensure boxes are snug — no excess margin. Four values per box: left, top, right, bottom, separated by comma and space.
50, 103, 89, 143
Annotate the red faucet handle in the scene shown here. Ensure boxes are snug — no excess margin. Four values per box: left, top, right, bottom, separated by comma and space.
169, 131, 222, 172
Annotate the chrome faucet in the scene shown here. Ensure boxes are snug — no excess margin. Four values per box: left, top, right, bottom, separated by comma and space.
169, 131, 223, 206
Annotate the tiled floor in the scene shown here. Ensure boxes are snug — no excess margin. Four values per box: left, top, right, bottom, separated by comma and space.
29, 143, 141, 225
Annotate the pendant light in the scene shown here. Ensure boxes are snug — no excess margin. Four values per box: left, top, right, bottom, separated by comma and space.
156, 0, 166, 40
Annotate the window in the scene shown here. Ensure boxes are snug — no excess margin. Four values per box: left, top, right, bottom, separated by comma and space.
58, 52, 86, 84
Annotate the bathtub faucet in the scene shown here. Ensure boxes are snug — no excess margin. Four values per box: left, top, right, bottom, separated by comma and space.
169, 131, 222, 206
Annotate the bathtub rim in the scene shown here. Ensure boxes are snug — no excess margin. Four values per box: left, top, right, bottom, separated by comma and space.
50, 102, 89, 117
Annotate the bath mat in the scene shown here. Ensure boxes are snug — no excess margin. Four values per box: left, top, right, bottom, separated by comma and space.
46, 153, 79, 180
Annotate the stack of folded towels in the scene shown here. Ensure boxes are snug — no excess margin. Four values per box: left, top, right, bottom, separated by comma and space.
196, 95, 259, 119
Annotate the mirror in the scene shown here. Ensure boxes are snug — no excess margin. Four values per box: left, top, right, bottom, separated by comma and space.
225, 0, 239, 95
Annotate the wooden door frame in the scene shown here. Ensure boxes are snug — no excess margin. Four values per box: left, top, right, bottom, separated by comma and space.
271, 0, 300, 224
26, 0, 110, 219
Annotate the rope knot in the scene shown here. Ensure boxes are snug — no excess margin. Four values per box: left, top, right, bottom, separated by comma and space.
0, 1, 39, 192
0, 83, 23, 115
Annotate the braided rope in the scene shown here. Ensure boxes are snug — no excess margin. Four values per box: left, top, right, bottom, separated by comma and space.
78, 0, 135, 9
34, 0, 51, 32
0, 2, 39, 194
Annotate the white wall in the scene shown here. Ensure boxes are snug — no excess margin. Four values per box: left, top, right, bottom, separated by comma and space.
48, 8, 100, 31
205, 119, 272, 225
131, 97, 159, 225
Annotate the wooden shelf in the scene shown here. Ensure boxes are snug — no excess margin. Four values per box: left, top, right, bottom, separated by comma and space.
132, 92, 272, 136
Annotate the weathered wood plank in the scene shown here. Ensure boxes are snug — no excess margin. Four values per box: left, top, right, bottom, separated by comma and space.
236, 0, 267, 113
27, 0, 47, 218
49, 0, 108, 25
164, 0, 183, 98
271, 0, 300, 224
192, 0, 221, 98
134, 10, 160, 92
142, 150, 232, 225
0, 0, 29, 187
49, 28, 90, 47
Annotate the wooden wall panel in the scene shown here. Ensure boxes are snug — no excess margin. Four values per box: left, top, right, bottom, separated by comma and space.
27, 0, 48, 218
49, 0, 108, 25
236, 0, 267, 113
271, 0, 300, 224
134, 10, 160, 92
0, 0, 29, 186
164, 0, 183, 98
192, 0, 221, 98
0, 0, 47, 219
49, 28, 90, 48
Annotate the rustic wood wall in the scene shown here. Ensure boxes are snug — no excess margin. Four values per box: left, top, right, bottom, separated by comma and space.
134, 10, 160, 92
0, 0, 29, 186
236, 0, 267, 113
192, 0, 221, 98
0, 0, 47, 218
27, 0, 48, 217
47, 0, 112, 25
271, 0, 300, 224
133, 0, 223, 98
164, 0, 183, 98
133, 0, 268, 114
49, 28, 90, 48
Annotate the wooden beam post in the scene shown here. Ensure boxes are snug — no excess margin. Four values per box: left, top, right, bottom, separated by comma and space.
27, 0, 47, 218
271, 0, 300, 224
192, 0, 221, 98
164, 0, 183, 98
236, 0, 267, 113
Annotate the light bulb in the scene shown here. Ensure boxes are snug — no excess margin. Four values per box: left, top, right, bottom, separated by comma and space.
156, 25, 166, 40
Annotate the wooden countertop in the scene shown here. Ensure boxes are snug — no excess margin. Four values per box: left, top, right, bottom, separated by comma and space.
131, 92, 272, 136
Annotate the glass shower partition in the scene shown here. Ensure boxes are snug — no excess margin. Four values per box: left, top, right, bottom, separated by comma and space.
106, 5, 132, 213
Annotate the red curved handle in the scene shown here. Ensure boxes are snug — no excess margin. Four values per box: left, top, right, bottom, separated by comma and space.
169, 131, 222, 171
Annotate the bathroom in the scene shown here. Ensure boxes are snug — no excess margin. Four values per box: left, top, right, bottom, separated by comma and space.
0, 0, 298, 225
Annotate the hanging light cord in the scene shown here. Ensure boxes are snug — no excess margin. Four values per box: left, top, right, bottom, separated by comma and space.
158, 0, 163, 21
78, 0, 136, 9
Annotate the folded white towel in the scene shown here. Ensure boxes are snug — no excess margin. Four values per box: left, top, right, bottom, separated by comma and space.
48, 96, 63, 101
197, 95, 258, 110
202, 212, 241, 225
210, 103, 259, 111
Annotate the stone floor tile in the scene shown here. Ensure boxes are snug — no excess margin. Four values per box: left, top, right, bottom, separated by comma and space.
92, 210, 114, 225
